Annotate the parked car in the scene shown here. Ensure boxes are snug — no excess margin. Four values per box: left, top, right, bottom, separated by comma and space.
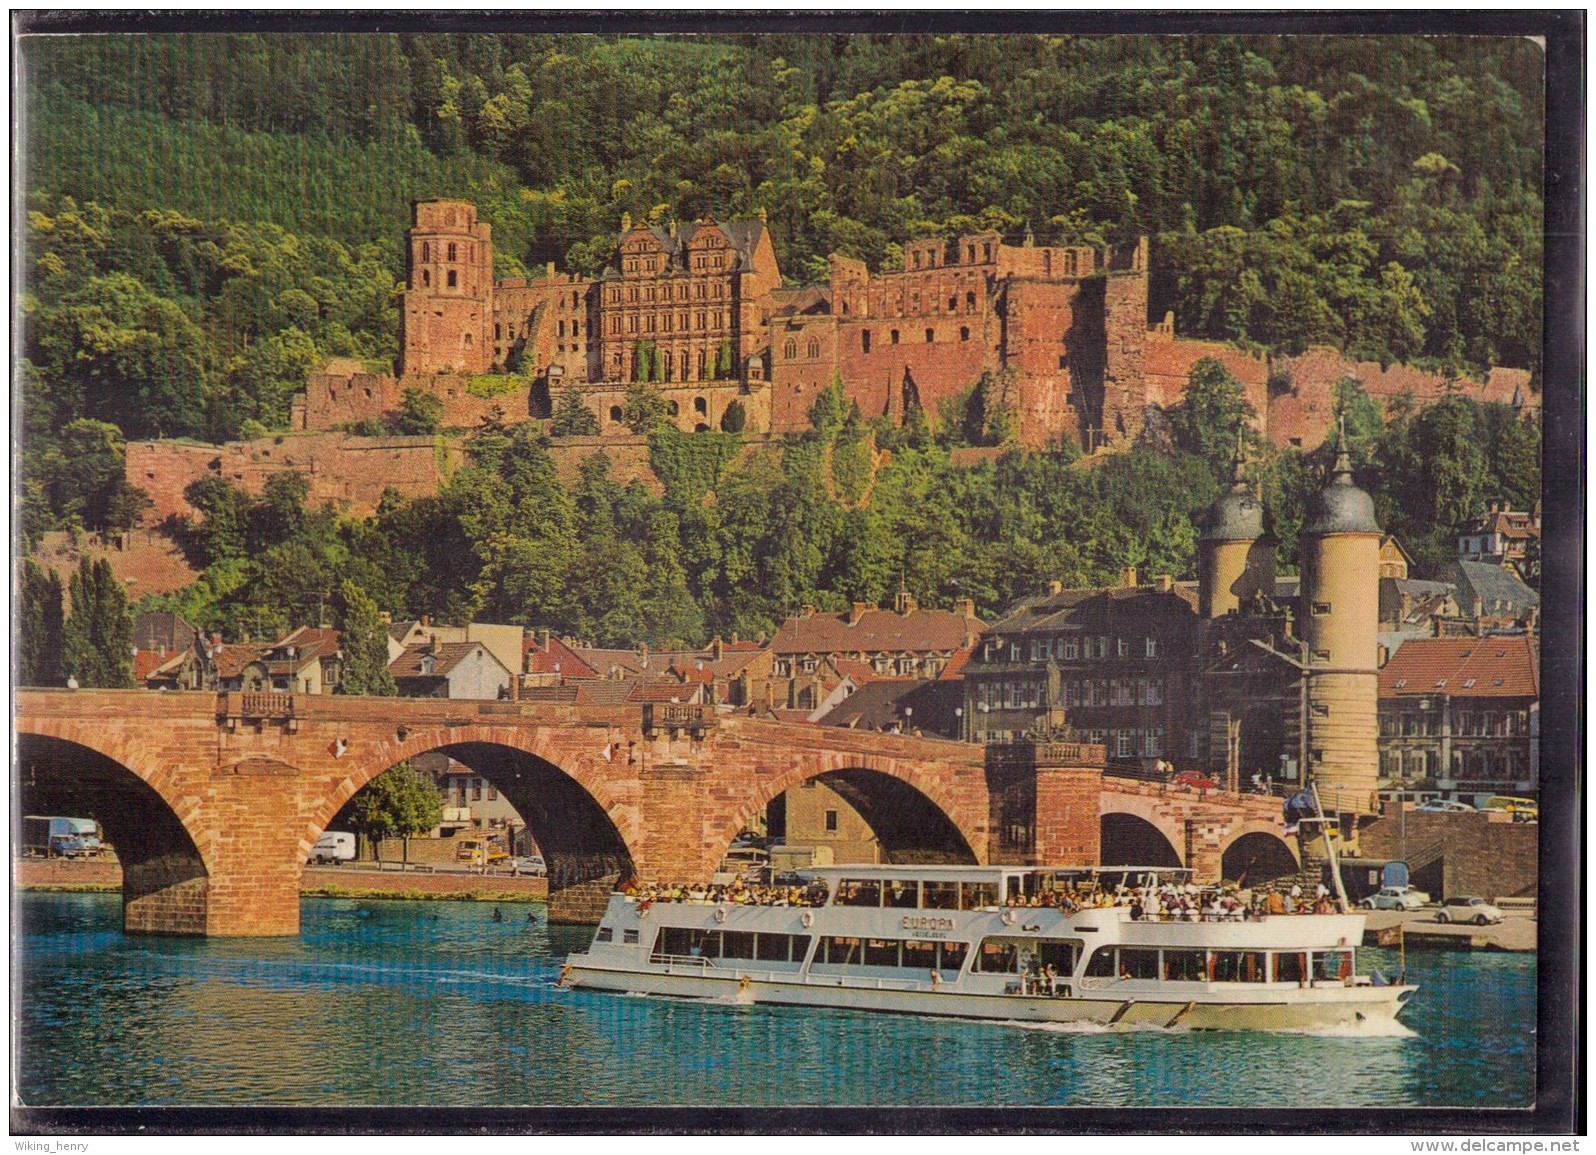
1435, 895, 1504, 925
1170, 770, 1219, 793
509, 856, 546, 876
1481, 796, 1538, 823
1415, 799, 1475, 813
1360, 885, 1431, 911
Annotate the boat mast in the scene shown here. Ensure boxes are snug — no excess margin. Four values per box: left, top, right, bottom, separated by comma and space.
1309, 780, 1353, 913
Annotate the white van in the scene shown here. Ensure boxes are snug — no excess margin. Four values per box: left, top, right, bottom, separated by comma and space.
311, 831, 356, 864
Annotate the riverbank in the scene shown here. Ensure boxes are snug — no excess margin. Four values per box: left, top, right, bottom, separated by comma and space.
13, 858, 548, 903
1362, 907, 1536, 952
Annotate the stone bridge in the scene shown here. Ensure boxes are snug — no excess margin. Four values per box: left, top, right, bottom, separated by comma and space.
14, 690, 1293, 936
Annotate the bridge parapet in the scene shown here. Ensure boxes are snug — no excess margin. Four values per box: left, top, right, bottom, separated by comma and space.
984, 740, 1107, 768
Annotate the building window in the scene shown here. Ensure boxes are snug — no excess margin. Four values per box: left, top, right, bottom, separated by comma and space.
447, 270, 457, 288
610, 406, 623, 423
1116, 731, 1135, 758
784, 339, 797, 360
1145, 636, 1159, 659
862, 331, 872, 353
825, 810, 838, 833
694, 396, 707, 416
925, 328, 935, 343
1312, 602, 1332, 616
890, 330, 900, 345
807, 338, 820, 359
1063, 639, 1079, 661
960, 326, 970, 342
422, 270, 430, 287
1117, 637, 1130, 658
966, 291, 976, 309
447, 243, 457, 262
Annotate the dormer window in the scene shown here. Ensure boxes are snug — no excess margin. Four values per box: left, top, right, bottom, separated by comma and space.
421, 655, 435, 676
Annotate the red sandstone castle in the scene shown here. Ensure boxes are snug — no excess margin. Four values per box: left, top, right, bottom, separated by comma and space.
297, 199, 1289, 449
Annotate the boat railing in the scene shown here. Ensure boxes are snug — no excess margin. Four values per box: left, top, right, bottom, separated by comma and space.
650, 953, 720, 971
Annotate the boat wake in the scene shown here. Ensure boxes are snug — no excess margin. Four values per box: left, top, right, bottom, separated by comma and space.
1277, 1019, 1418, 1039
1005, 1019, 1170, 1035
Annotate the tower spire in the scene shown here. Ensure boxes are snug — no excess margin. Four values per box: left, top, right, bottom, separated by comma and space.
1330, 414, 1354, 484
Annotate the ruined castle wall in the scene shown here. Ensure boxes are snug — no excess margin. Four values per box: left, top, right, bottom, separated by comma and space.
301, 370, 403, 431
1269, 347, 1537, 451
127, 434, 460, 522
1143, 330, 1270, 422
769, 315, 839, 434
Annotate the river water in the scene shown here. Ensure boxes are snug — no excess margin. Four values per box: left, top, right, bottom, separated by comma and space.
14, 892, 1535, 1109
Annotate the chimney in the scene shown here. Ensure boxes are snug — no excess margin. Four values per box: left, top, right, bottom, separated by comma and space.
541, 629, 551, 651
801, 605, 816, 619
429, 634, 440, 654
1156, 574, 1174, 592
546, 260, 555, 278
894, 590, 917, 615
420, 614, 430, 628
954, 597, 975, 618
1120, 566, 1138, 589
1049, 580, 1063, 595
848, 602, 874, 625
711, 637, 724, 661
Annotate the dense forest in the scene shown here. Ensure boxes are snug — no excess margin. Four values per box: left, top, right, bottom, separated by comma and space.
15, 33, 1545, 655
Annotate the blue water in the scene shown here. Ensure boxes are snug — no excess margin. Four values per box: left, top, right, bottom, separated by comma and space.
14, 892, 1536, 1108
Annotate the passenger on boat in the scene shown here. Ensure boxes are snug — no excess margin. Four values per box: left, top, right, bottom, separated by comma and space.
1264, 889, 1287, 916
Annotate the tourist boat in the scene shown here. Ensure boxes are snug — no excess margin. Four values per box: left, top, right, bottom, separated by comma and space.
561, 864, 1417, 1031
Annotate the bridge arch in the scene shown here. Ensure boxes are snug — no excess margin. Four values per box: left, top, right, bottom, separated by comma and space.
1099, 794, 1186, 867
314, 725, 641, 915
708, 749, 986, 872
15, 726, 214, 935
1220, 821, 1300, 886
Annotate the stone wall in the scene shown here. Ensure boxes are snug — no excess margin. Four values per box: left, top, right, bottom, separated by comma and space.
1269, 347, 1536, 451
128, 434, 461, 523
1358, 806, 1537, 901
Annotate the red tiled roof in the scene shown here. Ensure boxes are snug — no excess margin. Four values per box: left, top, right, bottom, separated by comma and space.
213, 643, 267, 680
524, 636, 600, 679
938, 645, 975, 682
1378, 636, 1539, 699
626, 680, 704, 704
133, 650, 172, 681
771, 606, 983, 656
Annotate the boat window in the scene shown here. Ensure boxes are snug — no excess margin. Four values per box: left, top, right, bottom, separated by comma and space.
921, 881, 959, 910
822, 936, 862, 965
884, 880, 919, 909
622, 929, 639, 945
937, 941, 969, 973
1272, 951, 1308, 984
960, 882, 999, 911
836, 879, 882, 907
1162, 949, 1205, 982
790, 936, 812, 963
1120, 948, 1160, 980
595, 926, 613, 943
975, 938, 1019, 974
1210, 951, 1268, 982
755, 933, 790, 962
721, 931, 756, 959
652, 926, 694, 958
1083, 948, 1116, 977
863, 938, 900, 967
901, 939, 937, 970
1038, 941, 1080, 975
1314, 950, 1353, 981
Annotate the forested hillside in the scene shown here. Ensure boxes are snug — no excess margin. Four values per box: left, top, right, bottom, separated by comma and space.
17, 33, 1545, 649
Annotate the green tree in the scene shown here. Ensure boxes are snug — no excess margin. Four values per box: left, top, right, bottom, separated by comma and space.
337, 579, 397, 696
345, 761, 443, 864
622, 378, 669, 435
391, 388, 444, 435
719, 398, 747, 433
1168, 358, 1260, 480
63, 556, 134, 688
18, 560, 66, 687
550, 388, 600, 436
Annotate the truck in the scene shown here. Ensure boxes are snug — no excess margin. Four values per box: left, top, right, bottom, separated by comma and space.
310, 831, 356, 864
23, 816, 102, 858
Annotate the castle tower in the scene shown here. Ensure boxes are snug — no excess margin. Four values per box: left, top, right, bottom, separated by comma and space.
399, 199, 494, 378
1297, 424, 1382, 808
1197, 441, 1276, 618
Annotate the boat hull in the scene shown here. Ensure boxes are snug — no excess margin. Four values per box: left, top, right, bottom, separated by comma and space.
562, 958, 1414, 1032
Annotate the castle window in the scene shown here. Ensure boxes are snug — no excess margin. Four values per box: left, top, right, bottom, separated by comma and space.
784, 340, 797, 360
913, 251, 923, 269
663, 351, 673, 380
610, 406, 623, 423
807, 338, 820, 360
925, 328, 934, 344
948, 296, 957, 311
696, 284, 706, 300
557, 321, 564, 338
421, 242, 430, 262
666, 401, 679, 417
610, 289, 620, 304
447, 270, 457, 288
573, 291, 581, 308
1059, 356, 1068, 369
422, 270, 431, 287
627, 316, 638, 334
495, 323, 502, 340
610, 317, 620, 335
695, 396, 707, 416
1065, 251, 1078, 276
713, 283, 723, 298
967, 245, 976, 262
696, 313, 706, 330
463, 333, 472, 347
960, 326, 970, 342
983, 243, 992, 261
890, 330, 899, 345
646, 287, 656, 303
572, 320, 580, 337
861, 331, 871, 353
447, 243, 457, 262
628, 287, 638, 303
663, 314, 672, 333
697, 350, 707, 377
966, 291, 976, 310
646, 315, 656, 333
